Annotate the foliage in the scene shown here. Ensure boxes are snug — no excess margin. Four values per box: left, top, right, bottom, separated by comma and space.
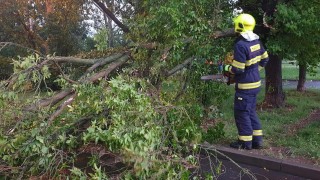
267, 0, 320, 68
11, 54, 51, 92
93, 28, 109, 51
0, 74, 207, 178
0, 56, 13, 80
203, 122, 225, 143
130, 0, 234, 60
128, 0, 234, 109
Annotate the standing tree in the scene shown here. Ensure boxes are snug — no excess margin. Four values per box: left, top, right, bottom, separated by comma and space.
0, 0, 89, 55
269, 0, 320, 92
235, 0, 319, 106
234, 0, 286, 108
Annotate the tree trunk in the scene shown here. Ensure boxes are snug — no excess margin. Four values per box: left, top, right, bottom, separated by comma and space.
46, 0, 53, 14
107, 16, 114, 47
297, 63, 307, 92
264, 54, 285, 108
93, 0, 130, 33
106, 0, 114, 47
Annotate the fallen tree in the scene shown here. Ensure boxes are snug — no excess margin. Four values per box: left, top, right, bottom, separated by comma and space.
0, 1, 238, 179
0, 28, 237, 177
3, 25, 237, 123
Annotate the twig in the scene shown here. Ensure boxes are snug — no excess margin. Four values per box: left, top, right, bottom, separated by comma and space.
52, 60, 78, 84
200, 144, 257, 180
0, 42, 44, 57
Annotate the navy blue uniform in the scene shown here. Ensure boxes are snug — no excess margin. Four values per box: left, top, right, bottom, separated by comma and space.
228, 35, 269, 148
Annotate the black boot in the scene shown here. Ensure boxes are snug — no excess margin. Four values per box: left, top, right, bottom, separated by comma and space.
230, 140, 252, 150
252, 142, 263, 149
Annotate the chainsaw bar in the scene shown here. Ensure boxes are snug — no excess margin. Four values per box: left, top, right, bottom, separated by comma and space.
201, 74, 226, 82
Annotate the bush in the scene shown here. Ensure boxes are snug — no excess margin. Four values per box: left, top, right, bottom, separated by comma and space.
0, 56, 13, 80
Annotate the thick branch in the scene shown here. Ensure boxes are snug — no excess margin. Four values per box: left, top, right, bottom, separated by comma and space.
48, 56, 103, 64
93, 0, 130, 33
5, 53, 125, 89
48, 93, 77, 124
135, 30, 232, 51
136, 42, 158, 50
21, 53, 128, 112
85, 53, 125, 74
166, 57, 195, 77
136, 37, 193, 51
85, 55, 130, 82
47, 53, 126, 65
25, 89, 74, 111
209, 28, 236, 39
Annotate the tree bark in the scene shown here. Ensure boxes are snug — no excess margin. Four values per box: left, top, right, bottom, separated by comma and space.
264, 54, 285, 108
25, 89, 74, 111
93, 0, 130, 33
47, 93, 77, 124
210, 28, 236, 39
166, 57, 195, 77
105, 0, 114, 47
85, 55, 129, 83
297, 63, 307, 92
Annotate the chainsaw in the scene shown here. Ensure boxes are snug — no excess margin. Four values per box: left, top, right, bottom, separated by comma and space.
201, 52, 235, 85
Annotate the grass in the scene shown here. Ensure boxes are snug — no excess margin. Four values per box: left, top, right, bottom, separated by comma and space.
217, 86, 320, 162
260, 61, 320, 80
279, 121, 320, 159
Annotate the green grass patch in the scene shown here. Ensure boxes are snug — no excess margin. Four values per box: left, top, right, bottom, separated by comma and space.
279, 121, 320, 159
260, 62, 320, 80
218, 87, 320, 161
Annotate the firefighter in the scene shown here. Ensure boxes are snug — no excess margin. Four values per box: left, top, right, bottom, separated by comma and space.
223, 13, 269, 150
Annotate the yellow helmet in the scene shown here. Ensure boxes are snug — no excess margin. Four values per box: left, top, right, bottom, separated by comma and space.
233, 13, 256, 33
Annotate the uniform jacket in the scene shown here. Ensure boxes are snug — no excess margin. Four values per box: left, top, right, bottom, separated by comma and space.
229, 33, 269, 94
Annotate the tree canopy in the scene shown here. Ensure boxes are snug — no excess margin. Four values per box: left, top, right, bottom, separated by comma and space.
269, 0, 320, 65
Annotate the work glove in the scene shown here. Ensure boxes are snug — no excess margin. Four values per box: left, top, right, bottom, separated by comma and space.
223, 64, 231, 73
258, 65, 263, 71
